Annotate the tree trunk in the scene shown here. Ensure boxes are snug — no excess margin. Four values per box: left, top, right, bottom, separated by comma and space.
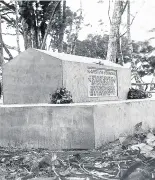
71, 35, 78, 55
116, 29, 123, 65
70, 1, 83, 55
32, 2, 39, 49
0, 6, 4, 98
58, 0, 66, 53
106, 0, 123, 63
0, 10, 3, 66
127, 0, 133, 64
66, 16, 73, 54
27, 30, 32, 49
41, 1, 60, 50
21, 18, 29, 49
15, 0, 20, 54
127, 0, 143, 84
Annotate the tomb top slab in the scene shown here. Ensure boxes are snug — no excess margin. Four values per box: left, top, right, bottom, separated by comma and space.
37, 49, 128, 68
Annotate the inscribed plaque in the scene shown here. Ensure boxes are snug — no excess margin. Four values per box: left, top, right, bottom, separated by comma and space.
87, 67, 118, 97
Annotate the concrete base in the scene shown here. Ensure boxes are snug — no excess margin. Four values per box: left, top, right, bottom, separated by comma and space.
0, 99, 155, 149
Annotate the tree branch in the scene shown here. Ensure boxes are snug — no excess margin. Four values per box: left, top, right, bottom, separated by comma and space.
4, 57, 11, 61
0, 1, 15, 11
4, 44, 18, 51
2, 33, 16, 36
1, 11, 13, 16
1, 15, 14, 24
121, 0, 128, 15
120, 12, 137, 37
108, 0, 111, 24
2, 42, 13, 60
0, 7, 13, 12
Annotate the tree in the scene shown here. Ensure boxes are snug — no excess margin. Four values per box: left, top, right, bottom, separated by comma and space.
106, 0, 124, 63
70, 1, 83, 55
74, 34, 108, 59
0, 1, 81, 55
15, 0, 20, 54
41, 1, 60, 50
57, 0, 66, 52
0, 5, 3, 66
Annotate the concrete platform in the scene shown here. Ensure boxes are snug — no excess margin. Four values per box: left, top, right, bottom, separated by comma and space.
0, 99, 155, 149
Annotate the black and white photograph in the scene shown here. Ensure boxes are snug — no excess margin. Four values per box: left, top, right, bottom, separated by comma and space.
0, 0, 155, 179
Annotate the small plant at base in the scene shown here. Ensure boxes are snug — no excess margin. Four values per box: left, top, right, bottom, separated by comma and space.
50, 87, 73, 104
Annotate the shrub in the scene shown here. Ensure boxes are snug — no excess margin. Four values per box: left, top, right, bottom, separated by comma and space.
50, 88, 73, 104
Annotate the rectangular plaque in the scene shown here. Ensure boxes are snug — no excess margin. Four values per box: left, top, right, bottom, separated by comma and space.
87, 67, 118, 97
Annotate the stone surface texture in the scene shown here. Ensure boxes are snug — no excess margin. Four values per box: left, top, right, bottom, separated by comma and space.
0, 99, 155, 149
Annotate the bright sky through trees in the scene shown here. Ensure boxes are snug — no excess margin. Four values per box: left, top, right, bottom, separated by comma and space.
68, 0, 155, 43
1, 0, 155, 58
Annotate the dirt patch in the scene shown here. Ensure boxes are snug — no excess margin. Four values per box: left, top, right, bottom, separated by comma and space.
0, 122, 155, 180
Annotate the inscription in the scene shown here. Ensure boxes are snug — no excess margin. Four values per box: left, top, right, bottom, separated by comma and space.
88, 67, 118, 97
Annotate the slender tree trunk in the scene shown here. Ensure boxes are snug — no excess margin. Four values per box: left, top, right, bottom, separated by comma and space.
21, 18, 29, 49
106, 0, 123, 63
32, 2, 39, 49
41, 1, 60, 50
21, 16, 32, 49
71, 35, 78, 55
0, 6, 3, 99
67, 18, 73, 54
58, 0, 66, 53
127, 0, 143, 84
15, 0, 20, 54
127, 0, 133, 64
0, 11, 3, 66
70, 0, 83, 55
28, 31, 32, 48
116, 30, 123, 65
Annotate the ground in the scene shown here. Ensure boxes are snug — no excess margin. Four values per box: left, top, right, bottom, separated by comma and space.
0, 123, 155, 180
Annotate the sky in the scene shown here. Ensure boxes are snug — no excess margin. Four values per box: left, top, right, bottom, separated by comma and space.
67, 0, 155, 42
2, 0, 155, 58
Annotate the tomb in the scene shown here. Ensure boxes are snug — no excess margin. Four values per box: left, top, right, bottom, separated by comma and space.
3, 49, 153, 150
3, 48, 131, 104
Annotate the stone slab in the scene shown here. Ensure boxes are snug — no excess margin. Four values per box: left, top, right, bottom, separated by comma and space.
0, 99, 155, 149
0, 104, 94, 149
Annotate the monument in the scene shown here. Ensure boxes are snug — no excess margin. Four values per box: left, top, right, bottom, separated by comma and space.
0, 48, 136, 150
3, 48, 131, 104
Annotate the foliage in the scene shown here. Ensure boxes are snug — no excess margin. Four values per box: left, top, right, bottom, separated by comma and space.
127, 88, 152, 99
0, 1, 83, 53
50, 87, 73, 104
74, 34, 109, 59
73, 34, 155, 78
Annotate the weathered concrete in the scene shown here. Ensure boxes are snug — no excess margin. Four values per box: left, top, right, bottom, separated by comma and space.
3, 48, 131, 104
0, 104, 94, 149
94, 99, 155, 147
3, 49, 63, 104
0, 99, 155, 149
62, 61, 131, 102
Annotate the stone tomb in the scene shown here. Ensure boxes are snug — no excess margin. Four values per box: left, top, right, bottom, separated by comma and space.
3, 48, 131, 104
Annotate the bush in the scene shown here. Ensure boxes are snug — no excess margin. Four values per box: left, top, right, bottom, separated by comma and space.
50, 88, 73, 104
